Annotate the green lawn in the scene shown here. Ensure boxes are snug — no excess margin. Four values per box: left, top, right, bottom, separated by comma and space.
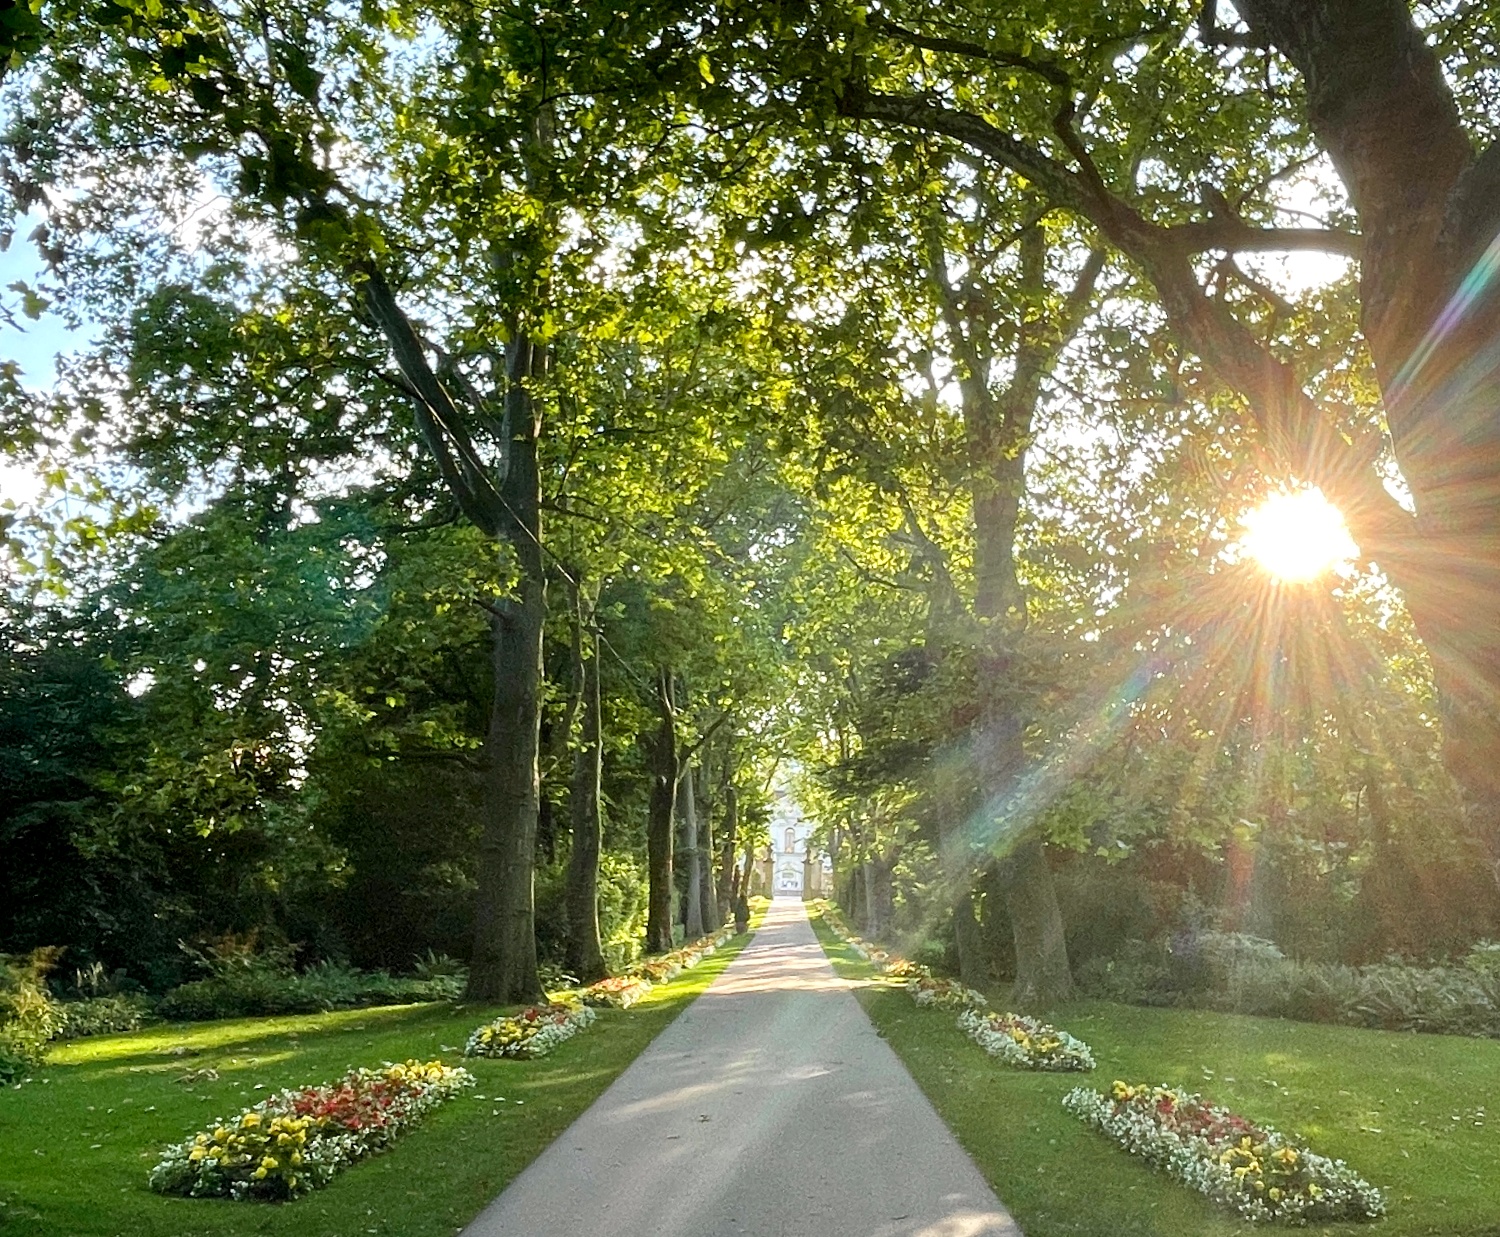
808, 907, 1500, 1237
0, 914, 763, 1237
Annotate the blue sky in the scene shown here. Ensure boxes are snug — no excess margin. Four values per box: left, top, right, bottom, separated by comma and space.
2, 211, 93, 389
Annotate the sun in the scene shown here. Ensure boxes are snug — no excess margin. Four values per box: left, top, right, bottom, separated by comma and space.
1239, 488, 1358, 583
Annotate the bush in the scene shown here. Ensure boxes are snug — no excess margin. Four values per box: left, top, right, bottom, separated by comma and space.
1, 949, 64, 1081
598, 854, 648, 973
52, 993, 155, 1039
1079, 934, 1500, 1038
1075, 939, 1178, 1007
156, 938, 462, 1022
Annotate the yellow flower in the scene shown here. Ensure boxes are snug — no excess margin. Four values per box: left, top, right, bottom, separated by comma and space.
240, 1113, 261, 1129
188, 1147, 206, 1163
252, 1167, 267, 1180
1269, 1187, 1283, 1201
1308, 1183, 1323, 1198
260, 1155, 279, 1171
213, 1126, 229, 1142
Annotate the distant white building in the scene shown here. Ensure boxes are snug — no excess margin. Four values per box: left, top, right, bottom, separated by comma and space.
766, 782, 831, 897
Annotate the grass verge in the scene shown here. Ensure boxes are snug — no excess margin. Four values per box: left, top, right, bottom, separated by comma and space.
0, 910, 764, 1237
807, 905, 1500, 1237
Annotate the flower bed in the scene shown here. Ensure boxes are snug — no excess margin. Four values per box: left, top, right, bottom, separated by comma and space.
958, 1008, 1094, 1071
910, 975, 989, 1011
628, 925, 736, 986
581, 975, 653, 1009
149, 1059, 473, 1201
813, 902, 900, 971
464, 1000, 596, 1059
1063, 1081, 1384, 1223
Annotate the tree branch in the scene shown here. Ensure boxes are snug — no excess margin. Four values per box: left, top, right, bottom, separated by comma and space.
838, 78, 1410, 555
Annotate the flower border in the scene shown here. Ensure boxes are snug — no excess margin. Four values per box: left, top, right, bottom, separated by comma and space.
464, 1000, 596, 1059
1063, 1081, 1385, 1224
149, 1059, 473, 1201
957, 1007, 1095, 1071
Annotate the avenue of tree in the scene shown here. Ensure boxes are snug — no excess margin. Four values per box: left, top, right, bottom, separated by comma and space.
4, 0, 1500, 1001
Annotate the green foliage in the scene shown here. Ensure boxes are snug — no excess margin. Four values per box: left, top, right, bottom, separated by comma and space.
51, 993, 155, 1039
597, 853, 649, 973
1078, 936, 1500, 1039
155, 937, 463, 1022
0, 949, 62, 1081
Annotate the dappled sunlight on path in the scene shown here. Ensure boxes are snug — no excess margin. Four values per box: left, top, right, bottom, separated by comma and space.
462, 899, 1020, 1237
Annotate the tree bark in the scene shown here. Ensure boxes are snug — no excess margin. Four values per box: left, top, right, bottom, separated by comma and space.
564, 617, 606, 983
953, 887, 986, 989
697, 762, 722, 931
680, 760, 704, 939
468, 333, 546, 1003
645, 670, 678, 953
716, 779, 739, 914
1002, 834, 1072, 1008
861, 859, 880, 936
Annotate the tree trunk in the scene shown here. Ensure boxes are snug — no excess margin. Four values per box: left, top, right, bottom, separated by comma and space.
873, 852, 895, 933
680, 760, 704, 939
1003, 834, 1073, 1007
697, 763, 721, 931
938, 220, 1082, 1004
953, 885, 986, 989
564, 619, 606, 983
468, 340, 545, 1001
645, 670, 677, 954
861, 859, 880, 936
716, 781, 739, 914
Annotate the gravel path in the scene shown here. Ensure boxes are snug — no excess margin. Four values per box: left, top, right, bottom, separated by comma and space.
462, 897, 1020, 1237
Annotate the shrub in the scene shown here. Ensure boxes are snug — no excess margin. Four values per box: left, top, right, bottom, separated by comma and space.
53, 993, 155, 1039
1080, 935, 1500, 1038
157, 939, 462, 1022
598, 854, 648, 973
0, 949, 64, 1081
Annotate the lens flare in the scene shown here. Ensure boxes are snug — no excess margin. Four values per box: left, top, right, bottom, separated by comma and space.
1239, 488, 1358, 583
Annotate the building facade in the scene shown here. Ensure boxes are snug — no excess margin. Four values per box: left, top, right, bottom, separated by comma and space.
766, 787, 830, 897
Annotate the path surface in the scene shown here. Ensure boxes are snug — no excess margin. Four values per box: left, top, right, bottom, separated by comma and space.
463, 898, 1020, 1237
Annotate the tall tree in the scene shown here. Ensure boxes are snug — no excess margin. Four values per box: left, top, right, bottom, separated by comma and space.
806, 0, 1500, 883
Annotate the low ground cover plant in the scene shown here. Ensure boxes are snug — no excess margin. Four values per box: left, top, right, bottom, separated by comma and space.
960, 1008, 1095, 1071
464, 1000, 596, 1059
149, 1058, 473, 1200
53, 992, 155, 1038
1064, 1081, 1384, 1224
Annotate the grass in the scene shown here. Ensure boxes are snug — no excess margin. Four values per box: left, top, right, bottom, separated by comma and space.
0, 910, 765, 1237
807, 906, 1500, 1237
